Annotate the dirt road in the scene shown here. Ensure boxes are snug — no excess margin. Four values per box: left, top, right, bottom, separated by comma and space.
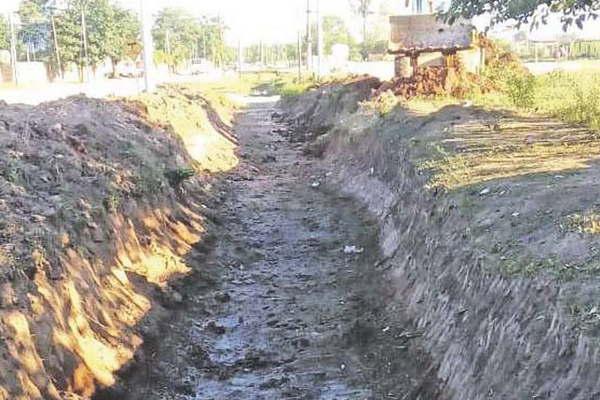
98, 98, 441, 400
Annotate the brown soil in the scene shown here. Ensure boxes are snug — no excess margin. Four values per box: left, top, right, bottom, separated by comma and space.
0, 90, 237, 399
374, 67, 453, 98
281, 79, 600, 400
373, 36, 525, 100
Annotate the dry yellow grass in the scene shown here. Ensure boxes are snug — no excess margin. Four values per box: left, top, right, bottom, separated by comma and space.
565, 212, 600, 235
132, 86, 239, 173
421, 113, 600, 190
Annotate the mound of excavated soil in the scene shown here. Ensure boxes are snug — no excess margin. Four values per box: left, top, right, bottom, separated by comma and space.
281, 80, 600, 399
0, 88, 237, 399
373, 37, 524, 99
374, 66, 452, 98
280, 76, 381, 139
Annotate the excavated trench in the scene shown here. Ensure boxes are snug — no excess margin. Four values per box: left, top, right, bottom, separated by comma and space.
96, 97, 443, 400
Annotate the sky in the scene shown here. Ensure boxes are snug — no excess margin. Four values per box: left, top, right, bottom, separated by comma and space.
135, 0, 362, 45
1, 0, 598, 45
0, 0, 405, 44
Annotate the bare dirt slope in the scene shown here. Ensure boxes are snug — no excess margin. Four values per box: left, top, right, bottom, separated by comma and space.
281, 78, 600, 399
0, 89, 237, 399
102, 98, 444, 400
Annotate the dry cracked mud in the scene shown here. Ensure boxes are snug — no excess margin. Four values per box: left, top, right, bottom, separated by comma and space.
96, 97, 442, 400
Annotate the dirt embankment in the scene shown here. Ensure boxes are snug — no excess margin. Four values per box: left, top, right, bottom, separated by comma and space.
281, 78, 600, 399
0, 87, 237, 399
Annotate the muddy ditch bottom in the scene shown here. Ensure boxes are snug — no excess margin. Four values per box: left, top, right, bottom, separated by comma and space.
95, 98, 442, 400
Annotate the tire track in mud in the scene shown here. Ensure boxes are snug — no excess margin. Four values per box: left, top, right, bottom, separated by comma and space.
99, 98, 442, 400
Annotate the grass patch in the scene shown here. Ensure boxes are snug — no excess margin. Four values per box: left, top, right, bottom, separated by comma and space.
422, 137, 600, 190
412, 70, 600, 191
129, 85, 238, 173
274, 79, 315, 98
569, 302, 600, 334
535, 71, 600, 131
180, 72, 322, 99
411, 63, 600, 190
474, 70, 600, 132
563, 211, 600, 235
499, 254, 600, 281
269, 73, 365, 98
184, 72, 283, 96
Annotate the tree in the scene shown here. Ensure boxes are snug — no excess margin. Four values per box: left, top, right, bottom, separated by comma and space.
81, 0, 117, 69
17, 0, 51, 61
348, 0, 373, 60
53, 3, 84, 73
443, 0, 599, 28
54, 0, 112, 74
105, 6, 140, 77
0, 15, 9, 50
153, 8, 230, 70
153, 8, 202, 71
311, 15, 355, 55
200, 16, 229, 67
54, 0, 141, 79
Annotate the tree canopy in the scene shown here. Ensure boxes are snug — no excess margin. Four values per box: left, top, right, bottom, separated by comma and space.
309, 15, 356, 55
348, 0, 373, 19
443, 0, 599, 27
54, 0, 140, 72
0, 16, 8, 50
322, 15, 356, 54
152, 8, 229, 69
105, 5, 141, 70
5, 0, 140, 76
4, 0, 233, 77
17, 0, 51, 60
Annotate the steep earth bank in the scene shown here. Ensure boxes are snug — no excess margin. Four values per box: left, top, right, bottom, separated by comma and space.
281, 78, 600, 399
99, 97, 444, 400
0, 88, 237, 399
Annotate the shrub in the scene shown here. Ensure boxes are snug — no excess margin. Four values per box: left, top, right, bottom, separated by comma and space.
534, 71, 600, 132
505, 72, 537, 109
165, 167, 195, 188
275, 78, 315, 98
561, 83, 600, 131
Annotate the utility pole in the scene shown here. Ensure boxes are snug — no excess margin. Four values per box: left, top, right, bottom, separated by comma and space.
306, 0, 312, 72
8, 13, 17, 86
165, 29, 171, 55
260, 41, 264, 65
140, 0, 155, 92
51, 13, 63, 79
297, 31, 302, 81
316, 0, 323, 79
80, 5, 90, 82
238, 40, 243, 78
165, 28, 172, 73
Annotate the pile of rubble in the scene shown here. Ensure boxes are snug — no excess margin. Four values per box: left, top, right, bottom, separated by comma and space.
374, 66, 452, 98
373, 37, 525, 100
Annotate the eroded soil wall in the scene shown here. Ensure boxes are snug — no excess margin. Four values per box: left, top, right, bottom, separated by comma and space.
281, 80, 600, 399
0, 90, 236, 399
